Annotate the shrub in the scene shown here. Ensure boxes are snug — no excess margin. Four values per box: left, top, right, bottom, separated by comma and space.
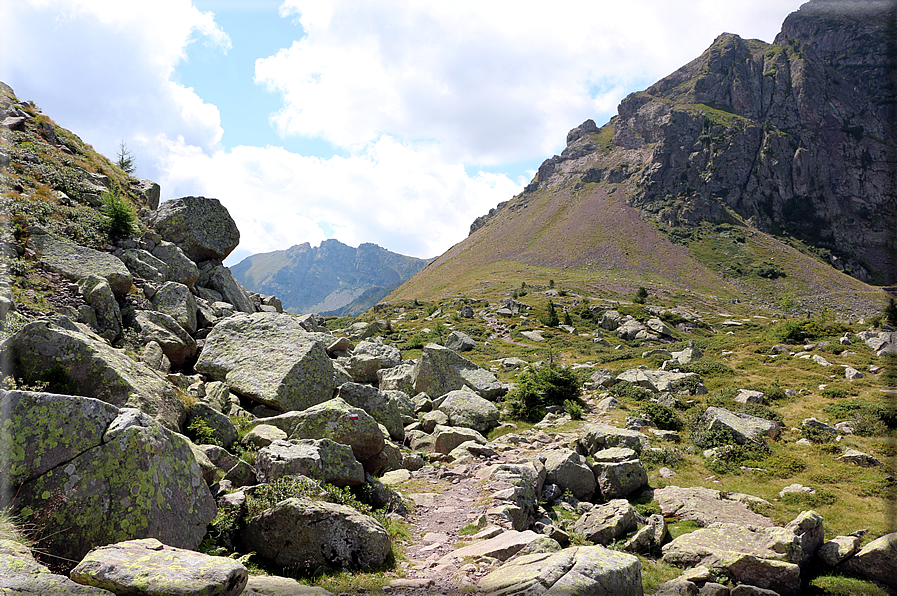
610, 381, 653, 402
675, 359, 734, 377
102, 191, 137, 239
187, 416, 222, 447
504, 364, 581, 422
542, 302, 560, 327
821, 387, 847, 399
633, 286, 648, 304
639, 402, 682, 430
564, 399, 583, 420
885, 298, 897, 327
756, 452, 808, 478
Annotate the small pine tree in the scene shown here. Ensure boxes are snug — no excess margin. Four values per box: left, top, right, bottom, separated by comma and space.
544, 301, 560, 327
102, 191, 137, 239
563, 310, 573, 327
116, 140, 135, 175
634, 286, 649, 304
885, 298, 897, 327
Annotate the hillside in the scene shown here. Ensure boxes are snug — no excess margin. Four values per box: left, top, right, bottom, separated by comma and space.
232, 239, 430, 315
389, 0, 894, 317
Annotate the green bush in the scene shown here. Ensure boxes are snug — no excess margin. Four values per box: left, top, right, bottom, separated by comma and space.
504, 364, 581, 422
101, 191, 137, 239
610, 381, 653, 402
675, 359, 734, 377
639, 402, 682, 430
564, 399, 584, 420
542, 302, 560, 327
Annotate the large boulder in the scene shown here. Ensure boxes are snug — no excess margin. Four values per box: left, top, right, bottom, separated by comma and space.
438, 388, 501, 434
615, 368, 704, 393
288, 398, 386, 466
439, 530, 544, 565
445, 330, 477, 352
78, 274, 122, 342
540, 448, 596, 501
255, 438, 365, 487
432, 424, 488, 455
3, 317, 185, 430
0, 539, 114, 595
840, 532, 897, 589
186, 402, 238, 449
241, 498, 391, 571
243, 576, 334, 596
151, 281, 198, 334
150, 196, 240, 262
412, 343, 506, 399
133, 310, 197, 370
335, 382, 404, 442
652, 486, 774, 527
1, 393, 215, 564
377, 362, 416, 394
571, 499, 638, 545
70, 538, 247, 596
478, 545, 643, 596
29, 233, 132, 296
577, 423, 648, 455
696, 407, 780, 445
343, 339, 402, 384
119, 248, 169, 284
151, 241, 200, 289
195, 312, 334, 412
592, 454, 648, 499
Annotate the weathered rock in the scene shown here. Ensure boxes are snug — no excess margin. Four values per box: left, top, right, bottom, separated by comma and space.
540, 448, 596, 501
377, 362, 416, 394
837, 448, 883, 467
412, 343, 506, 399
150, 196, 240, 262
479, 462, 546, 530
445, 330, 477, 352
133, 309, 198, 370
343, 339, 402, 383
615, 368, 704, 393
571, 499, 638, 545
187, 403, 238, 449
30, 233, 132, 295
446, 440, 497, 462
652, 486, 774, 527
577, 423, 648, 455
242, 575, 334, 595
432, 424, 488, 454
151, 281, 198, 334
151, 241, 200, 289
70, 538, 247, 596
242, 424, 287, 448
5, 399, 215, 564
196, 312, 335, 412
242, 497, 391, 571
336, 382, 403, 441
255, 438, 364, 487
654, 578, 699, 595
646, 317, 674, 337
384, 389, 416, 423
440, 530, 543, 565
696, 407, 780, 445
419, 409, 449, 433
817, 535, 861, 567
200, 262, 256, 313
438, 388, 501, 434
840, 532, 897, 588
592, 458, 648, 499
478, 545, 643, 596
288, 398, 385, 465
785, 510, 825, 566
78, 274, 122, 342
0, 539, 114, 595
119, 248, 169, 284
4, 318, 185, 430
624, 514, 667, 553
734, 389, 765, 405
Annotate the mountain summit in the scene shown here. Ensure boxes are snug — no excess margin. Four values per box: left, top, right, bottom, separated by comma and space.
391, 0, 894, 313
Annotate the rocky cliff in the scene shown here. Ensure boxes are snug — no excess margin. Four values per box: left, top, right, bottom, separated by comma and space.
525, 0, 896, 285
232, 239, 431, 316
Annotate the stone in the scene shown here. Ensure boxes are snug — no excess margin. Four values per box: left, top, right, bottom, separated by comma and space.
478, 462, 545, 530
844, 366, 864, 380
447, 440, 498, 463
133, 178, 161, 210
29, 233, 132, 295
412, 343, 506, 400
70, 538, 247, 596
151, 241, 200, 289
438, 388, 501, 434
242, 424, 287, 448
730, 586, 780, 596
696, 407, 780, 445
287, 398, 385, 465
419, 409, 449, 433
343, 339, 402, 383
596, 396, 620, 411
133, 310, 198, 370
654, 578, 699, 595
652, 486, 774, 527
377, 362, 416, 394
196, 312, 335, 412
540, 448, 596, 501
200, 262, 256, 313
615, 368, 704, 394
817, 535, 861, 566
840, 532, 897, 588
477, 545, 643, 596
141, 340, 171, 373
4, 400, 214, 565
646, 317, 675, 336
445, 330, 477, 352
119, 248, 169, 284
734, 389, 765, 405
335, 382, 403, 441
801, 417, 837, 436
242, 575, 334, 595
432, 425, 489, 454
150, 196, 240, 262
440, 530, 543, 565
4, 318, 185, 431
78, 275, 122, 342
255, 438, 364, 487
242, 498, 391, 571
592, 459, 648, 499
570, 499, 638, 545
577, 422, 648, 455
779, 484, 814, 498
785, 510, 825, 566
186, 403, 238, 449
0, 538, 114, 595
837, 448, 883, 467
151, 281, 198, 334
624, 514, 667, 553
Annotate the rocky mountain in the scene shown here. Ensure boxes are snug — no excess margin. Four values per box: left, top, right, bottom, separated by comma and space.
232, 239, 431, 316
393, 0, 895, 313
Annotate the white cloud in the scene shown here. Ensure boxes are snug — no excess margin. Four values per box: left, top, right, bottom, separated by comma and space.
153, 135, 524, 263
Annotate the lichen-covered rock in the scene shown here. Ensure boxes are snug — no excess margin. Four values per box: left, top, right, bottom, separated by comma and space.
477, 545, 643, 596
577, 423, 648, 455
839, 532, 897, 589
187, 403, 238, 449
151, 241, 200, 289
817, 535, 860, 567
133, 309, 198, 370
335, 382, 404, 441
592, 458, 648, 499
696, 407, 780, 445
540, 448, 596, 501
0, 538, 114, 595
439, 530, 543, 565
150, 196, 240, 262
653, 485, 774, 527
837, 448, 883, 467
255, 438, 365, 487
241, 497, 391, 571
151, 281, 198, 334
3, 317, 185, 431
29, 233, 132, 295
432, 424, 488, 455
119, 248, 169, 284
571, 499, 638, 545
445, 330, 477, 352
78, 274, 122, 342
378, 362, 417, 394
615, 368, 704, 393
71, 538, 247, 596
196, 312, 335, 412
242, 423, 288, 448
438, 388, 500, 434
343, 339, 402, 383
412, 343, 506, 399
6, 401, 215, 564
199, 262, 256, 313
477, 462, 546, 531
242, 575, 335, 595
288, 398, 385, 465
624, 514, 667, 553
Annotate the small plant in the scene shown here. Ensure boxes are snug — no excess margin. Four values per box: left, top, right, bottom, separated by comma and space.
564, 399, 584, 420
504, 364, 581, 422
639, 402, 682, 431
821, 387, 847, 399
187, 416, 222, 447
116, 140, 136, 175
563, 310, 573, 326
633, 286, 648, 304
542, 301, 560, 327
101, 190, 137, 239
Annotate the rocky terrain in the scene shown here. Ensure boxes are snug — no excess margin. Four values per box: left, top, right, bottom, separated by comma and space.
1, 1, 896, 595
232, 239, 431, 316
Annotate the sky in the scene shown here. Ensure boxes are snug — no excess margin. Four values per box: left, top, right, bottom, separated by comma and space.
2, 0, 807, 265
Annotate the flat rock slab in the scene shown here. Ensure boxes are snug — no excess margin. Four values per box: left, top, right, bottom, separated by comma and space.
439, 530, 542, 565
29, 233, 132, 295
478, 545, 643, 596
71, 538, 247, 596
242, 575, 335, 595
652, 485, 774, 527
0, 539, 114, 595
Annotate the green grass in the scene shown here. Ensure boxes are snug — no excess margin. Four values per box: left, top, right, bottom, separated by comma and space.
808, 573, 889, 596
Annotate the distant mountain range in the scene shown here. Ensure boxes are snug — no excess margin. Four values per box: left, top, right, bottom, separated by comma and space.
389, 0, 894, 316
231, 239, 431, 316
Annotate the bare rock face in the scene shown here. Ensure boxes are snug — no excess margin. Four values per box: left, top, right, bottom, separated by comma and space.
150, 196, 240, 263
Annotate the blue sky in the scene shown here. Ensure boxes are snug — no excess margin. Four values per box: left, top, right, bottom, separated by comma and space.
2, 0, 806, 265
